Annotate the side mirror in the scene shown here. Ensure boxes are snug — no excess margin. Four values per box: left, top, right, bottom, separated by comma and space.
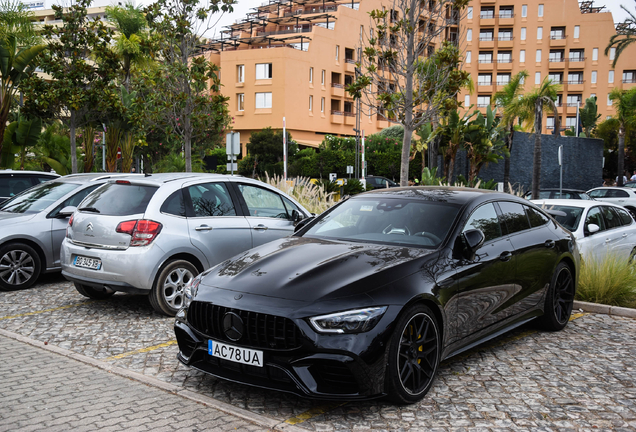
462, 229, 485, 261
57, 206, 77, 218
291, 209, 304, 225
587, 223, 600, 234
294, 216, 315, 233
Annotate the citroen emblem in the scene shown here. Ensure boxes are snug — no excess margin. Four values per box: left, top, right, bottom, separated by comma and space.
86, 222, 93, 231
222, 312, 244, 341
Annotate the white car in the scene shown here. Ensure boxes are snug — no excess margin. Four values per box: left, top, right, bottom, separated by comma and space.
587, 187, 636, 218
532, 199, 636, 263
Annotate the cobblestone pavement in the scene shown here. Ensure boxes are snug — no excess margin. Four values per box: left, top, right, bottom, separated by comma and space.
2, 274, 636, 431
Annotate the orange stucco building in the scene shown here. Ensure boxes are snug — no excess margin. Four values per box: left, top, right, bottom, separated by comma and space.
205, 0, 636, 150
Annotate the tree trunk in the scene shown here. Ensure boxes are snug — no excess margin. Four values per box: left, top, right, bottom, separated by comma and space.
618, 123, 626, 187
184, 115, 192, 172
532, 102, 543, 200
70, 110, 78, 174
401, 127, 413, 186
503, 126, 514, 193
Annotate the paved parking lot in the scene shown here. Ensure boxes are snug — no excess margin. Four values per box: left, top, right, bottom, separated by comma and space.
2, 273, 636, 431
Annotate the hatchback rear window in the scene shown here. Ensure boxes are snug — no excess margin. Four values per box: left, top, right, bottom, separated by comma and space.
79, 183, 158, 216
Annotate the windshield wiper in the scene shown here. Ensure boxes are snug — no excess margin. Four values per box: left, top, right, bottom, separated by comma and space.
79, 207, 101, 213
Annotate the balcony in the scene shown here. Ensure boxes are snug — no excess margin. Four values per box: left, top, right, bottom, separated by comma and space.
331, 83, 345, 97
344, 111, 355, 125
497, 36, 514, 48
498, 13, 515, 26
549, 35, 567, 47
345, 58, 356, 73
479, 14, 495, 26
568, 57, 586, 68
566, 103, 581, 114
479, 36, 495, 49
496, 59, 513, 71
377, 114, 390, 129
548, 58, 565, 69
330, 110, 344, 124
567, 79, 585, 91
478, 60, 494, 71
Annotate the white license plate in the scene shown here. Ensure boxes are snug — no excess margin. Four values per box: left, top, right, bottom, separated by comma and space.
208, 340, 263, 367
73, 255, 102, 270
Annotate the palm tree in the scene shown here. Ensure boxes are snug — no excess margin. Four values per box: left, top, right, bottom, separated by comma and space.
519, 77, 561, 200
493, 70, 530, 192
606, 3, 636, 68
609, 87, 636, 186
0, 0, 41, 47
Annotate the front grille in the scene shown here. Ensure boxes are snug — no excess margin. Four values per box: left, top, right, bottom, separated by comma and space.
174, 327, 197, 358
187, 301, 303, 350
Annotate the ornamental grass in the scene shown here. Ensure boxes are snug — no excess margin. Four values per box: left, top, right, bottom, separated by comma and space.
577, 253, 636, 308
263, 174, 337, 215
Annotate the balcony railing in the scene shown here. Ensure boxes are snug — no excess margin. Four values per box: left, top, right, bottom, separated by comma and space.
257, 27, 312, 36
550, 34, 567, 40
497, 80, 511, 85
331, 110, 343, 115
480, 12, 495, 19
479, 35, 494, 41
623, 78, 636, 83
568, 56, 586, 62
478, 81, 493, 86
345, 58, 355, 64
344, 111, 355, 117
477, 102, 491, 107
549, 57, 565, 62
496, 58, 513, 63
498, 35, 513, 41
478, 59, 494, 63
331, 83, 344, 88
499, 12, 514, 18
567, 79, 584, 84
549, 79, 563, 84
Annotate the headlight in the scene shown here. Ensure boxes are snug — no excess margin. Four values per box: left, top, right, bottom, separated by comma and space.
309, 307, 388, 334
183, 274, 202, 309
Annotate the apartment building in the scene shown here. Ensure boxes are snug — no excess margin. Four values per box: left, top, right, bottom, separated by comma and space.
461, 0, 636, 133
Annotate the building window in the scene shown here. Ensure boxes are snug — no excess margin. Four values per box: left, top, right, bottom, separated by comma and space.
568, 72, 583, 84
467, 29, 472, 41
593, 48, 599, 61
537, 27, 543, 40
255, 92, 272, 109
574, 25, 580, 39
535, 72, 541, 84
321, 70, 325, 85
480, 7, 495, 19
520, 49, 526, 63
309, 95, 313, 111
497, 51, 512, 63
480, 30, 494, 41
591, 71, 597, 84
464, 95, 470, 106
536, 49, 542, 62
549, 50, 564, 62
477, 95, 491, 107
465, 51, 472, 63
610, 47, 616, 61
591, 93, 596, 98
335, 45, 339, 61
478, 74, 492, 86
623, 70, 636, 83
255, 63, 272, 80
309, 67, 313, 83
497, 73, 511, 85
521, 4, 527, 17
467, 6, 473, 19
548, 72, 562, 84
521, 27, 526, 40
609, 70, 615, 83
566, 117, 577, 128
550, 27, 565, 40
237, 93, 244, 111
499, 6, 514, 18
478, 51, 493, 63
498, 29, 513, 41
546, 117, 555, 129
567, 94, 582, 106
569, 49, 584, 62
607, 94, 612, 106
237, 65, 245, 83
321, 97, 325, 112
538, 4, 544, 17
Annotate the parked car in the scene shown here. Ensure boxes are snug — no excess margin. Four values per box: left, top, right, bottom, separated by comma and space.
365, 175, 398, 189
0, 170, 60, 203
61, 173, 310, 316
532, 199, 636, 263
0, 173, 136, 291
587, 187, 636, 218
523, 188, 593, 200
174, 187, 578, 403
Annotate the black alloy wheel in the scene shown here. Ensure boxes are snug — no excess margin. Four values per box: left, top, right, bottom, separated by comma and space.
0, 243, 41, 291
539, 262, 575, 331
386, 304, 440, 404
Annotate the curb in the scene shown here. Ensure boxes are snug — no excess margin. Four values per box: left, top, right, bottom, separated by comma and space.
0, 328, 308, 432
573, 300, 636, 318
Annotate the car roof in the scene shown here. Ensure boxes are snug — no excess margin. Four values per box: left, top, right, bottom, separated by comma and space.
588, 186, 635, 192
103, 172, 233, 186
56, 173, 145, 184
531, 198, 624, 209
356, 186, 511, 205
0, 170, 59, 177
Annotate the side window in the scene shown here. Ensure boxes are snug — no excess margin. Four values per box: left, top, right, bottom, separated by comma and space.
498, 201, 531, 234
525, 205, 549, 227
609, 189, 629, 198
588, 189, 607, 198
8, 176, 33, 197
161, 190, 186, 217
601, 206, 622, 229
615, 207, 633, 225
238, 184, 288, 219
48, 185, 101, 218
585, 207, 606, 232
281, 195, 301, 216
463, 203, 502, 242
187, 183, 236, 217
36, 176, 55, 184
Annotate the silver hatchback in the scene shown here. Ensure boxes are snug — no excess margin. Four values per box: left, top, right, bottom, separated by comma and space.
61, 173, 310, 316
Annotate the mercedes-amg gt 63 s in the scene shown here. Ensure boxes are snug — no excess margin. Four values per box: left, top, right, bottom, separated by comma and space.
174, 187, 578, 404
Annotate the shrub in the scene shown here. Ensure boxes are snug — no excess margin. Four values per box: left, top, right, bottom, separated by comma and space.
343, 178, 365, 195
577, 254, 636, 308
261, 174, 337, 215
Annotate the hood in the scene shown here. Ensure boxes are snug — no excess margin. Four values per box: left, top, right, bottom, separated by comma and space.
197, 236, 435, 303
0, 212, 37, 226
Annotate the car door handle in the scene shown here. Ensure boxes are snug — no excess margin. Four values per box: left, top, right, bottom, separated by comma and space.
195, 225, 213, 231
499, 251, 513, 261
544, 240, 555, 248
253, 224, 268, 231
605, 238, 611, 243
623, 233, 629, 238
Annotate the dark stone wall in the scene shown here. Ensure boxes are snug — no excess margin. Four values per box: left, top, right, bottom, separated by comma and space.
454, 132, 604, 192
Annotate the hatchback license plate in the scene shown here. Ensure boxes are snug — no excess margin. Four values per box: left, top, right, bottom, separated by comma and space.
208, 340, 263, 367
73, 255, 102, 270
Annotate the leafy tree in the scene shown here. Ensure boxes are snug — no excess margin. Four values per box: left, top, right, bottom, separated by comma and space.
609, 87, 636, 186
429, 109, 474, 183
22, 0, 120, 174
243, 127, 297, 177
142, 0, 233, 172
35, 123, 81, 175
348, 0, 469, 186
463, 106, 507, 182
606, 1, 636, 68
0, 35, 46, 156
518, 77, 561, 199
1, 115, 41, 168
493, 70, 530, 192
0, 0, 41, 47
580, 96, 601, 138
377, 125, 405, 140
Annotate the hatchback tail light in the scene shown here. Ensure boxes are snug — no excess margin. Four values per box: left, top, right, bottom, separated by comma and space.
116, 219, 162, 247
66, 214, 74, 238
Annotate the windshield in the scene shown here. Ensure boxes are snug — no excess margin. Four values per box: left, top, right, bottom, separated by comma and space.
303, 197, 460, 248
0, 182, 79, 214
542, 205, 584, 231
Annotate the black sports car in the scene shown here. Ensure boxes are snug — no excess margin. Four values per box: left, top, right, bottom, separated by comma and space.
174, 187, 578, 404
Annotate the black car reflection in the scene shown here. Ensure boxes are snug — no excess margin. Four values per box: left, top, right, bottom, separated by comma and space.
174, 187, 578, 404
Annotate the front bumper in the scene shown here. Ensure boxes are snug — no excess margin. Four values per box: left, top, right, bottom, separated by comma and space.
174, 302, 399, 401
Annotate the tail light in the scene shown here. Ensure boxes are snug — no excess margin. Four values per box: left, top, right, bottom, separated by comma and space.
66, 214, 74, 238
116, 219, 163, 247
